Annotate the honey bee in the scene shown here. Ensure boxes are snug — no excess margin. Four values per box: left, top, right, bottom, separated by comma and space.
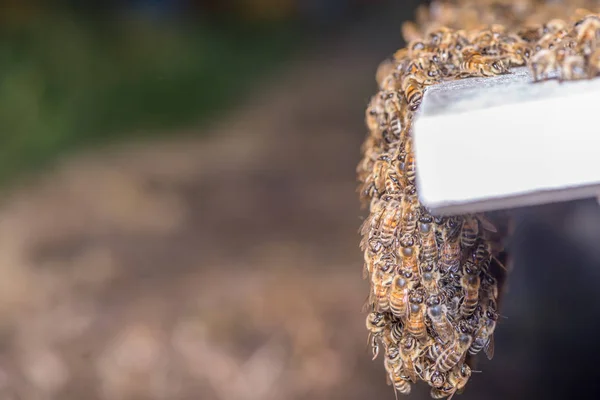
535, 31, 563, 51
389, 272, 414, 319
405, 152, 416, 184
357, 175, 376, 203
530, 48, 557, 81
399, 234, 419, 276
404, 184, 418, 202
440, 239, 461, 274
571, 8, 597, 23
385, 347, 412, 396
399, 335, 421, 383
364, 236, 382, 261
366, 311, 388, 360
427, 338, 444, 361
430, 387, 450, 399
559, 54, 586, 81
398, 106, 413, 145
435, 330, 473, 373
365, 95, 384, 132
472, 303, 498, 360
442, 217, 463, 242
377, 205, 402, 248
392, 370, 412, 395
401, 75, 425, 111
468, 334, 487, 357
384, 345, 401, 375
392, 145, 407, 176
369, 158, 388, 197
469, 27, 500, 48
383, 89, 402, 115
460, 262, 481, 317
400, 199, 419, 237
574, 14, 600, 55
377, 59, 397, 91
389, 115, 403, 139
426, 26, 453, 45
440, 283, 462, 319
433, 363, 472, 400
407, 288, 428, 342
421, 366, 446, 389
389, 320, 404, 343
384, 347, 410, 396
426, 26, 454, 62
459, 47, 509, 77
368, 196, 388, 222
414, 3, 430, 27
426, 294, 455, 344
385, 170, 403, 195
589, 48, 600, 77
371, 269, 393, 313
419, 214, 437, 257
407, 39, 429, 59
393, 47, 409, 62
419, 61, 443, 86
499, 40, 532, 66
473, 241, 491, 265
460, 216, 479, 248
421, 262, 440, 293
544, 18, 569, 34
419, 212, 433, 236
373, 251, 396, 277
517, 24, 544, 42
481, 273, 499, 301
508, 43, 532, 66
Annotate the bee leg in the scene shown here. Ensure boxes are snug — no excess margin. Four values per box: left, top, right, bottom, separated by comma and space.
491, 255, 508, 271
530, 66, 538, 82
371, 335, 380, 360
392, 384, 399, 400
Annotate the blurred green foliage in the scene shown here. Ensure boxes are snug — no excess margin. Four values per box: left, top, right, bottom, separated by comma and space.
0, 11, 300, 184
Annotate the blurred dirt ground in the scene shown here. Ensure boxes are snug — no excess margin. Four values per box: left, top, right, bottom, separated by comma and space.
0, 8, 413, 400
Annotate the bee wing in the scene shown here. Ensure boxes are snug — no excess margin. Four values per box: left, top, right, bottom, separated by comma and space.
475, 213, 498, 233
465, 352, 479, 371
402, 21, 422, 43
446, 388, 459, 400
484, 335, 495, 360
359, 216, 371, 237
404, 364, 418, 383
361, 294, 373, 313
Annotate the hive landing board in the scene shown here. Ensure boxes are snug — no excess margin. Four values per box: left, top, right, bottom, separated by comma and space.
413, 67, 600, 215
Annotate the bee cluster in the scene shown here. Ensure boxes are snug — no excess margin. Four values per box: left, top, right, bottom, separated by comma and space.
358, 1, 600, 399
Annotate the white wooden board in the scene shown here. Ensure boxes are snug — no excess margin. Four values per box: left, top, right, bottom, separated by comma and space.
413, 67, 600, 215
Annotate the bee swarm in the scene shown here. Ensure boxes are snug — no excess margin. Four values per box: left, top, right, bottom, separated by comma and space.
358, 1, 600, 398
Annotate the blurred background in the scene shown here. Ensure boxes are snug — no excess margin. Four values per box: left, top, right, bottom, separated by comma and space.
0, 0, 599, 399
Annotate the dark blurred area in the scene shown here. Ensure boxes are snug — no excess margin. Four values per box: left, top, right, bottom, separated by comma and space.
0, 1, 599, 399
0, 0, 391, 183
